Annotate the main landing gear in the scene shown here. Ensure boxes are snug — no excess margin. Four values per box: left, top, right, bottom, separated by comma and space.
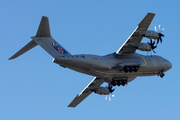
124, 66, 139, 73
111, 80, 128, 86
108, 79, 128, 93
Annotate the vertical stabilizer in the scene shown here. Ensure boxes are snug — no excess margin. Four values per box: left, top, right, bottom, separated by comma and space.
32, 16, 71, 58
36, 16, 51, 37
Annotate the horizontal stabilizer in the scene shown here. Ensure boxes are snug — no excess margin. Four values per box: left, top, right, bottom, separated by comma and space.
36, 16, 51, 37
8, 40, 37, 60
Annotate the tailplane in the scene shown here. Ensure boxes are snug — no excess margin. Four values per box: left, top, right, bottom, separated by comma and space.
9, 16, 71, 60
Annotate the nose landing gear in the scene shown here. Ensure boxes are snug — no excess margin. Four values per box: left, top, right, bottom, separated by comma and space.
158, 71, 165, 78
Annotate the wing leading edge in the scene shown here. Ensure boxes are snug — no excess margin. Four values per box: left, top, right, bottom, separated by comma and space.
116, 13, 155, 55
68, 77, 104, 107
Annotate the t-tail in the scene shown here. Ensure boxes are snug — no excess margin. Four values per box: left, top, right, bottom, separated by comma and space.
9, 16, 71, 60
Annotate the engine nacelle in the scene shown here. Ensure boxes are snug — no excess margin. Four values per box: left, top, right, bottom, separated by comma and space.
136, 43, 152, 51
141, 30, 159, 39
93, 86, 110, 95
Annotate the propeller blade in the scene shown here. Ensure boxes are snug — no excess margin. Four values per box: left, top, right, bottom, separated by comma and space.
154, 26, 157, 32
159, 33, 164, 37
149, 39, 152, 45
160, 37, 162, 43
157, 38, 160, 44
158, 25, 161, 32
160, 28, 164, 32
105, 95, 108, 100
109, 95, 111, 101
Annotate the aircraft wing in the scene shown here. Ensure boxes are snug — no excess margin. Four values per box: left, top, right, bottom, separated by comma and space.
68, 77, 104, 107
116, 13, 155, 55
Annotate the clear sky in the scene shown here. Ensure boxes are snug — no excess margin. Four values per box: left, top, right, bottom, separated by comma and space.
1, 0, 179, 120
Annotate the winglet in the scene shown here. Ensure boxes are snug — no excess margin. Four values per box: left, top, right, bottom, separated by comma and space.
36, 16, 51, 37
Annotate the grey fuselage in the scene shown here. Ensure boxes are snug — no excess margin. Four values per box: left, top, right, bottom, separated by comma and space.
53, 52, 172, 83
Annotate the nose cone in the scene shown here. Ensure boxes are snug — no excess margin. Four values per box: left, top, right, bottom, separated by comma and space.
166, 60, 172, 71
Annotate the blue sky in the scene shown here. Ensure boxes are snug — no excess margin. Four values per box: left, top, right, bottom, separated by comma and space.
1, 0, 179, 120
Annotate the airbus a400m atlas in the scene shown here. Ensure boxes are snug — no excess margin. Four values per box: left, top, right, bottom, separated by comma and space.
9, 13, 172, 107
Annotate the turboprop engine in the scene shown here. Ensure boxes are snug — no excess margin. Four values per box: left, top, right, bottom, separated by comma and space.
92, 86, 115, 95
93, 86, 110, 95
140, 25, 164, 45
135, 43, 152, 51
141, 30, 160, 39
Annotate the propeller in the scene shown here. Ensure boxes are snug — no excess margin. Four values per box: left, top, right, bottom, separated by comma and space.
154, 25, 164, 45
108, 85, 115, 93
147, 39, 157, 53
105, 85, 115, 101
105, 93, 115, 101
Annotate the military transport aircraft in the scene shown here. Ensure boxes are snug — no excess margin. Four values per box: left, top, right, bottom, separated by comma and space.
9, 13, 172, 107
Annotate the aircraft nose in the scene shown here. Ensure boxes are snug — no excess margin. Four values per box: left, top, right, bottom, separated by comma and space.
166, 60, 172, 71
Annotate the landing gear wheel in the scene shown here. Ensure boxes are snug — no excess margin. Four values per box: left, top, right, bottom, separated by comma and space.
129, 67, 133, 73
122, 82, 125, 86
159, 72, 165, 78
134, 66, 139, 72
124, 66, 139, 73
124, 66, 129, 73
117, 81, 121, 86
112, 81, 116, 86
111, 80, 128, 87
160, 73, 165, 78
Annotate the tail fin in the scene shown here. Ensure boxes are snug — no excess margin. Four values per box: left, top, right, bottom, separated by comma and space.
9, 16, 71, 60
36, 16, 51, 37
